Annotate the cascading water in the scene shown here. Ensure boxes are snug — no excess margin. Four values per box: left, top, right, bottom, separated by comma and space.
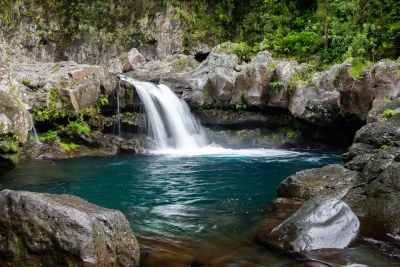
29, 114, 41, 144
120, 78, 208, 151
114, 83, 124, 138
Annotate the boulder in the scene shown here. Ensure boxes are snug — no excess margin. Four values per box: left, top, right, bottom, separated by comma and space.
277, 164, 361, 200
122, 48, 146, 73
258, 196, 360, 252
370, 60, 400, 101
0, 189, 140, 267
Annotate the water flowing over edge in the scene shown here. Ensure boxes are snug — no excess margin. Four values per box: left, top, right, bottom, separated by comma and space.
121, 77, 208, 151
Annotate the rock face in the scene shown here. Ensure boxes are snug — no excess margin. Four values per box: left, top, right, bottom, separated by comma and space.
0, 189, 140, 267
258, 196, 360, 252
277, 164, 361, 200
275, 98, 400, 237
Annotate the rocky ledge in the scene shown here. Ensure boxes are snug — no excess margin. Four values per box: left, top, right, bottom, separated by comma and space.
0, 189, 140, 267
262, 98, 400, 251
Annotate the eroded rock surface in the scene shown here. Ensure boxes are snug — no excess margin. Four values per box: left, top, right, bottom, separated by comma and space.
258, 196, 360, 252
0, 189, 140, 267
277, 164, 361, 200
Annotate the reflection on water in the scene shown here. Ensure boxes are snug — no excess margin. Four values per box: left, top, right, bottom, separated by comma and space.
1, 150, 399, 266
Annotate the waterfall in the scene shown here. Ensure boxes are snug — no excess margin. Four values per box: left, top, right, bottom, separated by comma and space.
29, 114, 41, 144
114, 83, 123, 138
120, 78, 208, 151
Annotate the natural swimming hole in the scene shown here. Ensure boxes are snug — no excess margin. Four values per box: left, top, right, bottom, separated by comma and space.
1, 149, 399, 266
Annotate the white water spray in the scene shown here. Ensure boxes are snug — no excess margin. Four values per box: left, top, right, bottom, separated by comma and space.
120, 78, 208, 151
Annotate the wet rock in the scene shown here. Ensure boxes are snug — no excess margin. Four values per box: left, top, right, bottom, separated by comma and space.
144, 241, 195, 267
0, 189, 140, 267
347, 148, 400, 236
259, 196, 360, 253
342, 99, 400, 167
277, 164, 361, 200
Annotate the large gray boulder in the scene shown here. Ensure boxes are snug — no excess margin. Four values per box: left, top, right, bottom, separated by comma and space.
277, 164, 361, 200
258, 196, 360, 252
0, 189, 140, 267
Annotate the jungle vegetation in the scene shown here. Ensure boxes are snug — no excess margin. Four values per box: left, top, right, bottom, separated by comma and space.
0, 0, 399, 69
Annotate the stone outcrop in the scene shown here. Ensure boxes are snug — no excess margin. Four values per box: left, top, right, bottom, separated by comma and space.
0, 189, 140, 267
277, 164, 361, 200
274, 98, 400, 237
126, 44, 400, 131
10, 59, 105, 115
257, 196, 360, 253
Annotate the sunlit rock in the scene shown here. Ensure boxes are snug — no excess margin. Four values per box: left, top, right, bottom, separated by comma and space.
258, 196, 360, 252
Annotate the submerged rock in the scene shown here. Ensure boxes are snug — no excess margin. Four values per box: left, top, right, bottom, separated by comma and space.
0, 189, 140, 267
258, 196, 360, 253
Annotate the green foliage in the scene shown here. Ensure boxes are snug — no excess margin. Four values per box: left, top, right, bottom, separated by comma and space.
66, 121, 91, 134
98, 94, 109, 106
269, 81, 281, 93
235, 103, 247, 111
278, 127, 298, 141
22, 77, 29, 86
382, 109, 398, 119
39, 130, 58, 142
379, 144, 388, 150
231, 42, 252, 62
268, 63, 276, 70
1, 0, 399, 65
60, 142, 79, 151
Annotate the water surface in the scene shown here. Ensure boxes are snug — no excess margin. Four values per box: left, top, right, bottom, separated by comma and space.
1, 149, 398, 266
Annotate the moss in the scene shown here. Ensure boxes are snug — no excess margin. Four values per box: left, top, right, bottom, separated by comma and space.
60, 142, 79, 151
22, 77, 29, 86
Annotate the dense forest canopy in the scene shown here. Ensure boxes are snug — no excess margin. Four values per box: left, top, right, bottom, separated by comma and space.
0, 0, 399, 68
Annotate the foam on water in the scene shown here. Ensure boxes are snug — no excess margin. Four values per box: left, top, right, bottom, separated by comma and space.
150, 144, 302, 158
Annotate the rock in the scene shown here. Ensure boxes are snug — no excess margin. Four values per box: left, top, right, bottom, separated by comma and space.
342, 99, 400, 167
232, 51, 273, 106
0, 189, 140, 267
289, 71, 341, 126
258, 196, 360, 252
268, 61, 300, 109
370, 60, 400, 101
343, 147, 400, 236
10, 60, 104, 114
122, 48, 146, 73
147, 9, 185, 60
277, 164, 361, 200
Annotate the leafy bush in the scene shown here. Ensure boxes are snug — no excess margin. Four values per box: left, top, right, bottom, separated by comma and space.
67, 121, 91, 134
39, 130, 58, 142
